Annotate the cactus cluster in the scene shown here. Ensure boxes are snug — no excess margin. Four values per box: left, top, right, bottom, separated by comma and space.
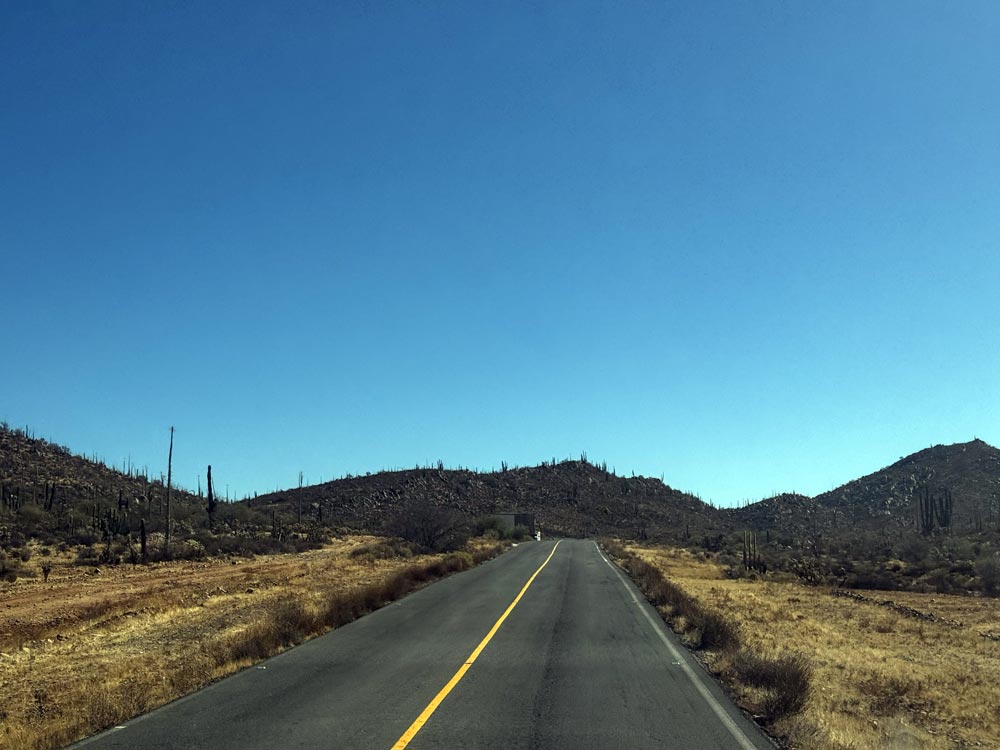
917, 485, 953, 536
743, 530, 766, 572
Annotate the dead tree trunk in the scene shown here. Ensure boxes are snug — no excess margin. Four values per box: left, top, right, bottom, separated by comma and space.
165, 426, 174, 558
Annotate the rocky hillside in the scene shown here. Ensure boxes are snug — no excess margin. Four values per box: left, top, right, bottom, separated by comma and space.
733, 440, 1000, 537
252, 460, 722, 540
0, 425, 314, 557
4, 422, 998, 550
812, 439, 1000, 531
726, 493, 831, 537
0, 424, 725, 546
0, 424, 201, 522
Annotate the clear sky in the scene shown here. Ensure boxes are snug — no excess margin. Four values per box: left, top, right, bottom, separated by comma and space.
2, 2, 998, 505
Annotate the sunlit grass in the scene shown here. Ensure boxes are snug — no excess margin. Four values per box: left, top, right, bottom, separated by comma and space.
629, 545, 1000, 750
0, 536, 505, 750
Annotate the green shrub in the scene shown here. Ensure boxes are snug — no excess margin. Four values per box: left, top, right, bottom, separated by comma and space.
474, 516, 505, 536
0, 552, 20, 583
976, 555, 1000, 597
509, 525, 531, 542
75, 546, 98, 564
923, 566, 954, 594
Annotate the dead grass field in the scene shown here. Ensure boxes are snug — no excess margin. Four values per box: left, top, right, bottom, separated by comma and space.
0, 537, 503, 750
629, 545, 1000, 750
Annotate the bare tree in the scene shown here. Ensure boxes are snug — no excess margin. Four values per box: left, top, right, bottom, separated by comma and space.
164, 426, 174, 557
385, 500, 469, 552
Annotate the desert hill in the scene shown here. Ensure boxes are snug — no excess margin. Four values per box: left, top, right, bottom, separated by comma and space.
251, 459, 720, 540
726, 493, 827, 537
0, 424, 722, 550
0, 424, 201, 525
731, 439, 1000, 538
3, 423, 999, 556
0, 424, 315, 559
813, 439, 1000, 531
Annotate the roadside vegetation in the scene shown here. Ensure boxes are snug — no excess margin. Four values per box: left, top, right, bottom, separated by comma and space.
604, 540, 1000, 750
697, 526, 1000, 598
0, 534, 508, 750
474, 515, 534, 542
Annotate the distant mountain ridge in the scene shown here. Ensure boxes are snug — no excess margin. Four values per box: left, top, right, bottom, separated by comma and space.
2, 423, 998, 546
253, 439, 1000, 540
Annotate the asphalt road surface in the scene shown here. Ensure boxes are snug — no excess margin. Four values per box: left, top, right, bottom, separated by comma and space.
73, 539, 773, 750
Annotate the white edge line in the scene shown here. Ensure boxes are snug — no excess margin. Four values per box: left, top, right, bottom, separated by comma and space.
593, 542, 762, 750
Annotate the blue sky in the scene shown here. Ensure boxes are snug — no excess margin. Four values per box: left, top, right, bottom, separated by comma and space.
2, 1, 998, 505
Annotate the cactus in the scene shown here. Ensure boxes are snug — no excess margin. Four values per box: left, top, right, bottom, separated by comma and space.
743, 530, 765, 572
918, 485, 954, 535
935, 487, 953, 530
918, 485, 935, 535
206, 465, 216, 527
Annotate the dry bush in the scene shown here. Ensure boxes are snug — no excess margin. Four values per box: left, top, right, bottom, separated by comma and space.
217, 554, 477, 668
349, 539, 416, 561
213, 620, 282, 665
729, 648, 812, 720
618, 552, 738, 651
691, 610, 737, 650
471, 543, 505, 564
599, 538, 626, 558
271, 598, 319, 644
206, 548, 490, 678
383, 500, 469, 552
860, 671, 925, 715
84, 675, 155, 730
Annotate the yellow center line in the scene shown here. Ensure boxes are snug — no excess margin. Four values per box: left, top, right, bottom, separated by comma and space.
389, 540, 562, 749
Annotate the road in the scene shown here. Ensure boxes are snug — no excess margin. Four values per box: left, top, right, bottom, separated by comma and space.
72, 539, 773, 750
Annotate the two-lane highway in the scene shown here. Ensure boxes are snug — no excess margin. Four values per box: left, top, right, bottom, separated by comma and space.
73, 540, 773, 749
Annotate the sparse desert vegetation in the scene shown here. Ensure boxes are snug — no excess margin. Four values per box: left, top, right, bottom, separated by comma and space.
610, 542, 1000, 750
0, 535, 506, 750
5, 423, 1000, 749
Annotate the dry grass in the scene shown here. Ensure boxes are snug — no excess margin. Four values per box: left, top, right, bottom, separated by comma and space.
0, 536, 506, 750
624, 544, 1000, 750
